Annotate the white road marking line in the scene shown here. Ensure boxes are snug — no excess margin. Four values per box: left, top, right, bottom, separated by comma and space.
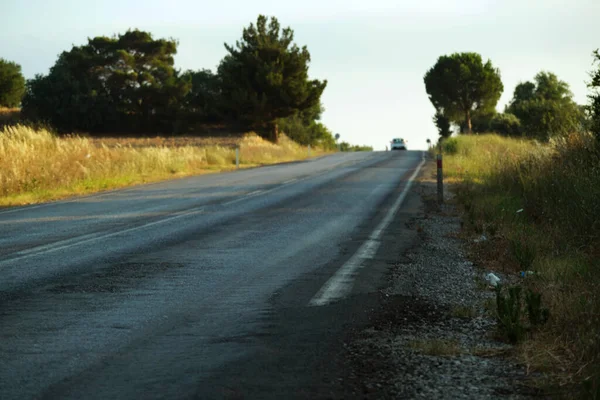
0, 207, 205, 266
309, 153, 427, 306
222, 190, 265, 206
283, 178, 297, 184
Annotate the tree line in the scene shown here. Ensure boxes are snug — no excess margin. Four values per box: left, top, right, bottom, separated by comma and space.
424, 51, 600, 142
0, 15, 337, 149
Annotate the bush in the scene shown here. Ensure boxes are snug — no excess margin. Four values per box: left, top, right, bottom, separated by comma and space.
440, 137, 459, 154
490, 113, 521, 136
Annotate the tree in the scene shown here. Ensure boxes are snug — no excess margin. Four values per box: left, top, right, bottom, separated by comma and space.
433, 111, 452, 138
276, 100, 336, 147
424, 52, 503, 134
182, 69, 222, 124
507, 72, 581, 140
0, 59, 26, 107
589, 50, 600, 142
22, 29, 190, 133
217, 15, 327, 142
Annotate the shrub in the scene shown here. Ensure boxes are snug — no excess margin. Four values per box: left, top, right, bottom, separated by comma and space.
490, 113, 521, 136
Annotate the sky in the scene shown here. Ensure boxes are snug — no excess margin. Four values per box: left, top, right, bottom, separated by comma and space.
3, 0, 600, 150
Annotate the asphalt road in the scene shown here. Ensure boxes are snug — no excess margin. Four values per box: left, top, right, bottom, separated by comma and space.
0, 150, 425, 399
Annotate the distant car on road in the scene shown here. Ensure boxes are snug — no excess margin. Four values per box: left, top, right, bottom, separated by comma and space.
390, 138, 407, 151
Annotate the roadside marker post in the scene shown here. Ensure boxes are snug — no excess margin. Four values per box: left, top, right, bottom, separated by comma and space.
308, 144, 311, 157
437, 153, 444, 204
236, 147, 240, 169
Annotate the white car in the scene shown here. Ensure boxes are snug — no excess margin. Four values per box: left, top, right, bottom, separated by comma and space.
390, 138, 407, 150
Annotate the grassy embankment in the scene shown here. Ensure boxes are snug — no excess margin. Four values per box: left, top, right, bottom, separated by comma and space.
0, 124, 332, 207
436, 134, 599, 398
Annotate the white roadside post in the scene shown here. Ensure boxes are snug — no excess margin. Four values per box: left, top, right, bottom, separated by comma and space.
308, 144, 311, 157
437, 153, 444, 204
235, 147, 240, 169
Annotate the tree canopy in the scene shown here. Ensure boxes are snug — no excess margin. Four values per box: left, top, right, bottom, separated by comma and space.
589, 50, 600, 142
0, 59, 26, 108
433, 111, 452, 139
218, 15, 327, 141
181, 69, 222, 124
507, 71, 581, 140
424, 52, 503, 134
22, 30, 190, 133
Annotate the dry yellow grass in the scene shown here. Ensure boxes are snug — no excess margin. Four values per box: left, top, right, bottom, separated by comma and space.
0, 125, 331, 207
439, 133, 600, 397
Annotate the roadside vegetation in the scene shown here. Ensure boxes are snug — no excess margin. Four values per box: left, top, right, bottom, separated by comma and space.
424, 50, 600, 397
0, 15, 374, 204
437, 134, 599, 397
0, 124, 328, 207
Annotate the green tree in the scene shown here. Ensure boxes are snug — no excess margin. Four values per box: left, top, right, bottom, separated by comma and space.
424, 52, 503, 134
22, 29, 190, 134
433, 111, 452, 138
0, 59, 26, 107
217, 15, 327, 142
276, 100, 336, 147
507, 72, 581, 140
182, 69, 222, 123
589, 50, 600, 142
490, 113, 521, 136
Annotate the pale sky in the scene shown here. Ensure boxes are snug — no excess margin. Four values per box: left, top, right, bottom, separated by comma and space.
3, 0, 599, 150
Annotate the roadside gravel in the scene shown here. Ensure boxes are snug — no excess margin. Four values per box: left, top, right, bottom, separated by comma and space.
340, 164, 544, 399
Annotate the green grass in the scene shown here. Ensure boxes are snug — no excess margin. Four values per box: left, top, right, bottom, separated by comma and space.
438, 133, 600, 396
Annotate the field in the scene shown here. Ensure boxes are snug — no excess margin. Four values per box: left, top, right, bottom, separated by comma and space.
437, 134, 600, 397
0, 125, 331, 207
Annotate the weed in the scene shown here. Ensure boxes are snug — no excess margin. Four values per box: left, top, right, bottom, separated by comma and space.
496, 285, 525, 344
495, 284, 550, 344
582, 375, 600, 400
509, 237, 537, 270
525, 289, 550, 326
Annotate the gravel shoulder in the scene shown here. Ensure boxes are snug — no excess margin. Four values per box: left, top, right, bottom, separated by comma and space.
339, 161, 546, 399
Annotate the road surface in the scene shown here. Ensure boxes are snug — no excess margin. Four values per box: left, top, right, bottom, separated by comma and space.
0, 150, 425, 399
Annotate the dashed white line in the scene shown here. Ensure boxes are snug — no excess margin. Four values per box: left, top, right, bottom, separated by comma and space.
309, 153, 427, 306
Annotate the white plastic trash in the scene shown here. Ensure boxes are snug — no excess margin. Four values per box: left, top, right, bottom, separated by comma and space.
474, 234, 488, 243
485, 273, 501, 287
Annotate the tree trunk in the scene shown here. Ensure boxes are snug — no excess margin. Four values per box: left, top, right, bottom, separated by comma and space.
270, 121, 279, 143
465, 109, 472, 134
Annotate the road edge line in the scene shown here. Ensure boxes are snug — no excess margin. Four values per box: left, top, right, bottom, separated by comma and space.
309, 152, 427, 306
